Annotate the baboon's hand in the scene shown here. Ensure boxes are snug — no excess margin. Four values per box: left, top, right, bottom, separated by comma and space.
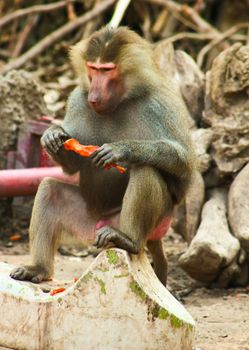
91, 143, 127, 168
41, 126, 70, 155
94, 226, 139, 254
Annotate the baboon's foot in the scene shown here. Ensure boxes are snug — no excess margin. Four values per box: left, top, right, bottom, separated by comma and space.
10, 265, 50, 283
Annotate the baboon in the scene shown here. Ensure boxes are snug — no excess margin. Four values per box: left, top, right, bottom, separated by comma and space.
10, 27, 195, 286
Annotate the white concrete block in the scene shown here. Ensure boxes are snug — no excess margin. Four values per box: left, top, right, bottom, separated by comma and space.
0, 249, 195, 350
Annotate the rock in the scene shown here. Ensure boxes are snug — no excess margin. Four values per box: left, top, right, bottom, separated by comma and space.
58, 75, 77, 90
47, 100, 66, 113
232, 259, 249, 287
191, 128, 213, 173
173, 171, 205, 243
154, 40, 177, 81
228, 162, 249, 252
212, 248, 249, 288
213, 259, 241, 289
203, 44, 249, 174
179, 189, 240, 284
0, 70, 49, 225
174, 50, 205, 124
44, 89, 60, 105
154, 40, 204, 128
0, 70, 48, 170
203, 166, 230, 189
184, 172, 205, 243
173, 127, 211, 242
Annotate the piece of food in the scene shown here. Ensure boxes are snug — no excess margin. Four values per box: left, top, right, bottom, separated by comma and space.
49, 287, 66, 296
9, 234, 22, 241
64, 138, 126, 173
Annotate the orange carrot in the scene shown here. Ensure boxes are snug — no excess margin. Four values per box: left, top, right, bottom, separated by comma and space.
64, 139, 99, 157
50, 287, 66, 296
64, 138, 126, 174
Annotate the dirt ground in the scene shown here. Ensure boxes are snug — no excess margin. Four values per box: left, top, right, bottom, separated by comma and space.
0, 231, 248, 350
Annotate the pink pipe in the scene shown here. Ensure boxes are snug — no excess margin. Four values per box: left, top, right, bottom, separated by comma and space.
0, 167, 77, 197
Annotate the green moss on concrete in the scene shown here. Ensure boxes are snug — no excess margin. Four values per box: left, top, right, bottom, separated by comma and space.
97, 266, 109, 272
158, 307, 169, 320
151, 304, 169, 320
151, 303, 159, 319
95, 277, 106, 294
106, 250, 119, 265
114, 273, 129, 278
152, 305, 185, 328
170, 314, 183, 328
82, 272, 93, 282
150, 303, 184, 327
129, 281, 147, 301
187, 323, 194, 331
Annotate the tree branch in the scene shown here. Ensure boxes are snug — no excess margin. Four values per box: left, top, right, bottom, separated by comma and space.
0, 0, 116, 74
144, 0, 221, 35
12, 15, 40, 58
165, 31, 215, 42
0, 0, 76, 28
108, 0, 131, 29
197, 22, 249, 68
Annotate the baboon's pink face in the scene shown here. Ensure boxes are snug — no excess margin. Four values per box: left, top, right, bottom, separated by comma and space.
87, 61, 124, 114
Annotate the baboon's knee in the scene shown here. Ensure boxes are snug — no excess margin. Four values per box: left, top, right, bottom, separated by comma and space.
35, 177, 62, 205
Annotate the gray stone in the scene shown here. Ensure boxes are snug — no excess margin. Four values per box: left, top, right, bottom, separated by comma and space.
179, 189, 240, 284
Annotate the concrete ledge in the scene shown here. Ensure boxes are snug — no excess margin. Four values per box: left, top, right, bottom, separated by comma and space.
0, 249, 195, 350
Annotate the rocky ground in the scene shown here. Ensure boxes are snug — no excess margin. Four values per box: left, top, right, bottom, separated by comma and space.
0, 230, 248, 350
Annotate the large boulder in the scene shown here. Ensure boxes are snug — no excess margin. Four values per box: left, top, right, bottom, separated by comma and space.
203, 44, 249, 174
0, 70, 48, 170
179, 189, 240, 285
228, 163, 249, 252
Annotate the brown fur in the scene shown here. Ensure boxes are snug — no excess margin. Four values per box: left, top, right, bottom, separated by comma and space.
70, 27, 163, 99
10, 27, 196, 286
